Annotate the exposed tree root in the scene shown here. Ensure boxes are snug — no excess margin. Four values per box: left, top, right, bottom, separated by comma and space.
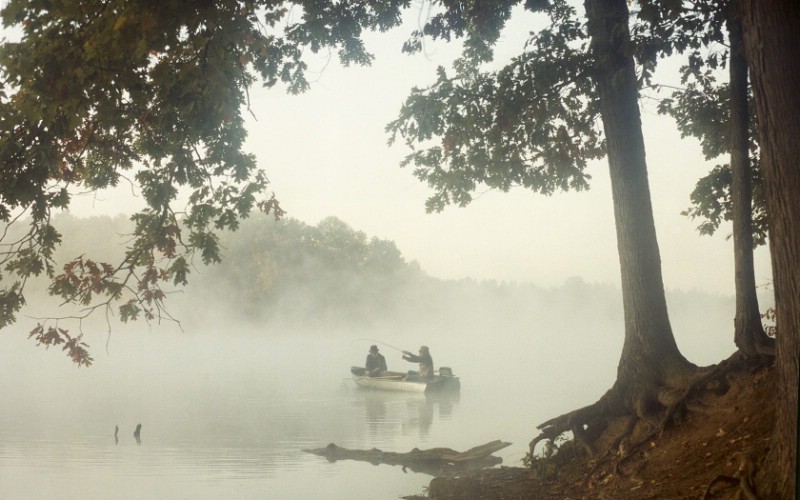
685, 400, 735, 415
702, 475, 759, 500
529, 388, 619, 457
702, 454, 760, 499
654, 351, 773, 439
529, 351, 771, 488
612, 360, 741, 474
427, 360, 774, 500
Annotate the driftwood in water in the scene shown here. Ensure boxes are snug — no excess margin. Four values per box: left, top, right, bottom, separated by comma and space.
303, 440, 511, 477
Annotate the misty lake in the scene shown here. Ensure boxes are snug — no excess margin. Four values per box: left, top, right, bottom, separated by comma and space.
0, 301, 734, 499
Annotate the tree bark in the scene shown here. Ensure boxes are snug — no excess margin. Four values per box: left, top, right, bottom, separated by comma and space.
532, 0, 706, 452
583, 0, 696, 414
726, 3, 773, 359
533, 0, 744, 458
740, 1, 800, 497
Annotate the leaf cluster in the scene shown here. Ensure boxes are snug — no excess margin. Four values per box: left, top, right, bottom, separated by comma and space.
0, 0, 410, 362
631, 0, 727, 86
387, 0, 602, 213
633, 0, 767, 244
28, 323, 93, 367
387, 0, 767, 249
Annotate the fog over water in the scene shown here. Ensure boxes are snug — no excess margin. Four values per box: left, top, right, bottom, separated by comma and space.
0, 237, 748, 499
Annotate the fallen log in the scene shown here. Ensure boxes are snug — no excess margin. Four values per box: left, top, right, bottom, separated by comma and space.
302, 440, 511, 477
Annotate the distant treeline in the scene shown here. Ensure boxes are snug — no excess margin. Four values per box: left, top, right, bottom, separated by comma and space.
186, 215, 432, 325
25, 213, 743, 342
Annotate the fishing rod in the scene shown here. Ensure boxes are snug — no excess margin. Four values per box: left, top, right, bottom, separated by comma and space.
351, 338, 406, 353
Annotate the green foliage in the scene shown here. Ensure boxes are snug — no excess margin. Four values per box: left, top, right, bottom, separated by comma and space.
635, 0, 768, 245
0, 0, 410, 362
631, 0, 726, 86
679, 162, 768, 246
387, 0, 603, 213
657, 83, 730, 160
386, 0, 747, 216
0, 284, 24, 329
655, 73, 768, 244
401, 1, 516, 63
681, 164, 731, 236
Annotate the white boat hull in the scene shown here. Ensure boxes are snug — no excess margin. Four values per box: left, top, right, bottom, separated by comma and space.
350, 367, 461, 394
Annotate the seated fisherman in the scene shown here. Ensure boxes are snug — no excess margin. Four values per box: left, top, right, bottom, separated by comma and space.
365, 345, 388, 377
401, 345, 434, 380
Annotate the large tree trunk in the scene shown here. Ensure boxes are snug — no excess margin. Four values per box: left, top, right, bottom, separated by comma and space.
740, 2, 800, 498
726, 4, 774, 359
585, 0, 696, 405
534, 0, 702, 457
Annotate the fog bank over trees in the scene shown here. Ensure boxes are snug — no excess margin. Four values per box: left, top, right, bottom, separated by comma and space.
14, 213, 761, 368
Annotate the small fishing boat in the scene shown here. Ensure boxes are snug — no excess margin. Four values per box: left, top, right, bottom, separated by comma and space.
349, 366, 461, 394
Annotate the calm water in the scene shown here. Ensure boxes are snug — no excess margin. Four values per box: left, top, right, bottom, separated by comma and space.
1, 311, 729, 500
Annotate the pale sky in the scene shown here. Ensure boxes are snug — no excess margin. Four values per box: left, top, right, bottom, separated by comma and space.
65, 7, 773, 297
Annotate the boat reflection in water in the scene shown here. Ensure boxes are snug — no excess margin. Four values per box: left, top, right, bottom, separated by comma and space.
352, 387, 460, 438
315, 379, 499, 478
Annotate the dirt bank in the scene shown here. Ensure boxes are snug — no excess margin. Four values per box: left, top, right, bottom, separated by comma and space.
406, 363, 775, 499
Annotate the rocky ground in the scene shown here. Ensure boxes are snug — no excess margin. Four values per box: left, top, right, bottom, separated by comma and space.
405, 363, 775, 499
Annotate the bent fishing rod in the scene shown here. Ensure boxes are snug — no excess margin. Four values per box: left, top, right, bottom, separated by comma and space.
351, 338, 407, 353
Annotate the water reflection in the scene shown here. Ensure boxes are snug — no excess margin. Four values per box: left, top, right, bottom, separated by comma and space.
351, 390, 460, 438
0, 332, 504, 500
303, 439, 507, 478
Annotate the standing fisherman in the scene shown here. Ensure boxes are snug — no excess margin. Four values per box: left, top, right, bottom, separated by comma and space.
365, 345, 388, 377
402, 345, 434, 379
